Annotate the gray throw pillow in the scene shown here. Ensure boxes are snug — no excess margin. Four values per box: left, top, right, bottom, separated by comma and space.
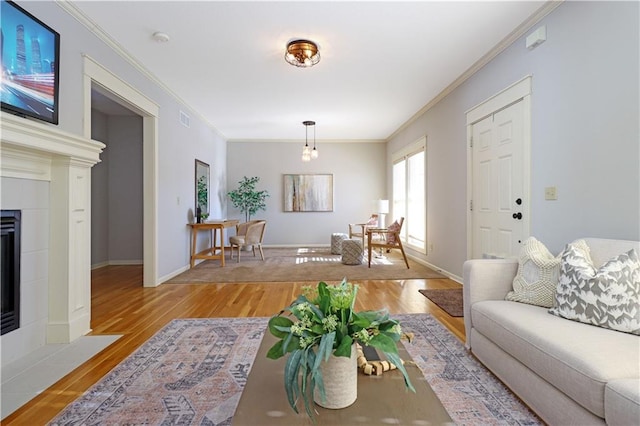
549, 246, 640, 335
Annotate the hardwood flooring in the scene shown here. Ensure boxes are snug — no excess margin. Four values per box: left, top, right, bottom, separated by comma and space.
3, 265, 465, 425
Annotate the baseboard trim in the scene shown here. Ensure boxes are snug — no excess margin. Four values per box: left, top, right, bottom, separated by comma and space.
92, 260, 143, 270
406, 254, 463, 284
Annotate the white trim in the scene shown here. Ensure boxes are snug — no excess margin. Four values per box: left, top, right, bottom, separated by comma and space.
392, 135, 426, 162
386, 1, 561, 141
406, 254, 462, 285
82, 56, 160, 287
465, 75, 533, 124
227, 139, 386, 144
466, 77, 532, 260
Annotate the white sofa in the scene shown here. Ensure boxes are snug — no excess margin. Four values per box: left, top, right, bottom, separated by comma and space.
463, 238, 640, 425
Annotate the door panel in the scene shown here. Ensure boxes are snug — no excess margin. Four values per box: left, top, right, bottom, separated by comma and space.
471, 100, 525, 259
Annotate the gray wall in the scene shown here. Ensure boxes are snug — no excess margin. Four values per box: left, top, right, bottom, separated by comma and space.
388, 1, 640, 278
227, 141, 386, 245
18, 2, 228, 281
91, 111, 144, 266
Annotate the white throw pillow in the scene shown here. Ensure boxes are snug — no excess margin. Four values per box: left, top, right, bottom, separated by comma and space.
506, 237, 589, 308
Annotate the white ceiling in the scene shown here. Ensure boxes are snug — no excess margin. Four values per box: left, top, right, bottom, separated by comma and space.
71, 1, 547, 141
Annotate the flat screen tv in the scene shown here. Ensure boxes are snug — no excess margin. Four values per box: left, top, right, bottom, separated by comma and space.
1, 0, 60, 125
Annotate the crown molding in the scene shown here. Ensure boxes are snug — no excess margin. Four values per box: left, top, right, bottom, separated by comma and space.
227, 139, 386, 144
55, 0, 227, 141
386, 0, 563, 141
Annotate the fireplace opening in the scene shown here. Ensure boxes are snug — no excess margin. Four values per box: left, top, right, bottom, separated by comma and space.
1, 210, 21, 335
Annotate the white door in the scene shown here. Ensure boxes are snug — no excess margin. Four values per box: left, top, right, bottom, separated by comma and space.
471, 100, 527, 259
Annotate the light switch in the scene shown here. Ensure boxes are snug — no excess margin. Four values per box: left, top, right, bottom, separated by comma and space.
545, 186, 557, 200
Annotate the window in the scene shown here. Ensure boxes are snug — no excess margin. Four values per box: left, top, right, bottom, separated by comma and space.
392, 137, 426, 253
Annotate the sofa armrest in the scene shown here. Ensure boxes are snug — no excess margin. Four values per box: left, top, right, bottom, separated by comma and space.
462, 258, 518, 348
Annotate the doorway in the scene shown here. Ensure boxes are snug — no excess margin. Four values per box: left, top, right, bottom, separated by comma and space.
83, 56, 159, 287
466, 76, 532, 259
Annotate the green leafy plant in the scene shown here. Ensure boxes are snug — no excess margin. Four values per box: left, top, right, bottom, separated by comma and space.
197, 175, 208, 213
267, 279, 415, 419
227, 176, 269, 222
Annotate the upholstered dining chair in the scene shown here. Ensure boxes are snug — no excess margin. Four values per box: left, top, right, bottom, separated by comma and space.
348, 214, 379, 247
366, 217, 409, 269
230, 220, 266, 263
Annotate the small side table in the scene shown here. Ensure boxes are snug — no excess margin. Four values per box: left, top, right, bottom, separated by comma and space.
188, 220, 239, 268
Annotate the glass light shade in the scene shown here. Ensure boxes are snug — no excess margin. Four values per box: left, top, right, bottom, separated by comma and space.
311, 148, 319, 159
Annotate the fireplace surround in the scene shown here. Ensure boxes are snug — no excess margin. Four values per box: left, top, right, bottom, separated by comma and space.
0, 112, 104, 349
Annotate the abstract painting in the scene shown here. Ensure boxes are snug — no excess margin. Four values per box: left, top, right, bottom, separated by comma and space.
283, 174, 333, 212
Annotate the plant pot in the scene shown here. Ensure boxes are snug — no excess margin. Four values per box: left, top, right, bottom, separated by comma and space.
313, 343, 357, 409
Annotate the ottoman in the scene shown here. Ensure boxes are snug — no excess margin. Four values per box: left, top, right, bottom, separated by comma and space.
341, 239, 364, 265
331, 233, 349, 255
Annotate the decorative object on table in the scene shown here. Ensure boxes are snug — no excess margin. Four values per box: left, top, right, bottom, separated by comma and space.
266, 279, 415, 419
356, 335, 414, 376
227, 176, 270, 222
283, 173, 333, 212
374, 199, 389, 228
195, 159, 210, 220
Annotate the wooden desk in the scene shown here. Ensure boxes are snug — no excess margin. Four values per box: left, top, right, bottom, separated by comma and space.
188, 220, 239, 268
232, 332, 452, 425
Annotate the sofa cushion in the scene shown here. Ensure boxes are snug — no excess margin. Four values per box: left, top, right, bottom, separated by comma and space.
549, 246, 640, 335
506, 238, 588, 308
605, 379, 640, 426
471, 300, 640, 417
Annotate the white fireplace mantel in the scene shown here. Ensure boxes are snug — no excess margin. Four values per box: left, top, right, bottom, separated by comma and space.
1, 112, 105, 343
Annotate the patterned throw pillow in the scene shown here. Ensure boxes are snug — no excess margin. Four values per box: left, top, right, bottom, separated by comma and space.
386, 220, 401, 245
549, 246, 640, 335
506, 238, 589, 308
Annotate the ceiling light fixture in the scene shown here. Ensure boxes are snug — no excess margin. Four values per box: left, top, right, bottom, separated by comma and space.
302, 120, 317, 162
285, 39, 320, 68
152, 32, 170, 43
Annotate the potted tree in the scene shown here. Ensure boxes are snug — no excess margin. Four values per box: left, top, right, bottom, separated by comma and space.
228, 176, 269, 222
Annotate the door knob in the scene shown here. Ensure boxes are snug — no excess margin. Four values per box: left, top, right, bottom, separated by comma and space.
515, 198, 522, 205
512, 212, 523, 220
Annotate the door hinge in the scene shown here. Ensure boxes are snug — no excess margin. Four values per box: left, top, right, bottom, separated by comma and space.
470, 200, 473, 211
469, 136, 473, 148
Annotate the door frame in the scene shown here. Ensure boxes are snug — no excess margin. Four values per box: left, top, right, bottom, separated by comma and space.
465, 75, 532, 259
82, 55, 160, 287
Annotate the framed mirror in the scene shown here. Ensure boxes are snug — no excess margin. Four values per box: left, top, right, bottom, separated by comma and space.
195, 159, 210, 218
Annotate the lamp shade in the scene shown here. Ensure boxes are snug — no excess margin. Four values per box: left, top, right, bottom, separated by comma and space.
375, 199, 389, 214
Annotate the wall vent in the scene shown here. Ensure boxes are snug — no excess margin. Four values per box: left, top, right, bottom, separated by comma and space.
179, 111, 190, 128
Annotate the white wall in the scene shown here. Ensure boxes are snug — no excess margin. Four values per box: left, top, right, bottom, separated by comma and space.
388, 1, 640, 278
226, 141, 386, 245
1, 178, 50, 366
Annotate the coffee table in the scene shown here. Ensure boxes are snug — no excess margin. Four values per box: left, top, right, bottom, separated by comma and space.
232, 332, 453, 425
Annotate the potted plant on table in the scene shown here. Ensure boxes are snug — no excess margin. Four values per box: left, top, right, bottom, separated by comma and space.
267, 278, 415, 419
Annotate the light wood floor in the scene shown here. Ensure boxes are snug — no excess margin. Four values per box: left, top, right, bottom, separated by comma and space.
4, 265, 465, 425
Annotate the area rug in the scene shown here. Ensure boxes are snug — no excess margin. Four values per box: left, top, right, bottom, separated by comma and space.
166, 247, 445, 284
419, 288, 464, 317
49, 315, 540, 425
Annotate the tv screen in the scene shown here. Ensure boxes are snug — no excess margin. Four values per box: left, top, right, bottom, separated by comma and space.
1, 0, 60, 125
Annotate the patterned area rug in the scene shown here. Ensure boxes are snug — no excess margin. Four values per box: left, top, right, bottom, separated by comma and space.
166, 247, 445, 283
418, 288, 464, 317
49, 316, 540, 425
